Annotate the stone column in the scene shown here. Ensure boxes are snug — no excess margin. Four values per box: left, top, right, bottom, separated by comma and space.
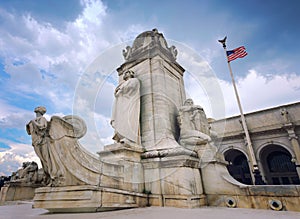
281, 108, 300, 180
116, 29, 186, 151
117, 29, 206, 208
284, 124, 300, 180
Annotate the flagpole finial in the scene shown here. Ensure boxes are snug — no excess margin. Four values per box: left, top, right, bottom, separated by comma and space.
218, 36, 227, 48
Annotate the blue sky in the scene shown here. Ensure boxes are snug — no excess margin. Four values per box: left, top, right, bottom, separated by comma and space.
0, 0, 299, 176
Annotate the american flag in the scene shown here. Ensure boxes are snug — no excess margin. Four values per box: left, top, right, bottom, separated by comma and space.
226, 46, 247, 62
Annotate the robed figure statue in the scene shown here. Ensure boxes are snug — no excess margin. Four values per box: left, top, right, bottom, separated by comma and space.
26, 106, 87, 186
111, 70, 140, 144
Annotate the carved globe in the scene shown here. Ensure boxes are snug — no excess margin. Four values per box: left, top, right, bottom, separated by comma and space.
63, 115, 87, 139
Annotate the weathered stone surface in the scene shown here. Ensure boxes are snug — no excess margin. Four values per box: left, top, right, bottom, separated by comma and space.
117, 52, 185, 150
33, 186, 148, 213
0, 161, 45, 203
0, 184, 39, 203
111, 70, 141, 144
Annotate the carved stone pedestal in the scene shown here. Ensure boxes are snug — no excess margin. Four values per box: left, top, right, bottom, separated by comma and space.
33, 185, 148, 213
0, 182, 41, 203
99, 142, 144, 163
98, 142, 145, 193
141, 150, 206, 208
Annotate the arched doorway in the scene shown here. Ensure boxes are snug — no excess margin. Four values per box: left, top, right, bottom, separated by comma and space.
224, 149, 253, 185
260, 144, 300, 185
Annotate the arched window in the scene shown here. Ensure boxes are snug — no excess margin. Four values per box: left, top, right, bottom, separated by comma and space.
224, 149, 252, 185
260, 144, 300, 185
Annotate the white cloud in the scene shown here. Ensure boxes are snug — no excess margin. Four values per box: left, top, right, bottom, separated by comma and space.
0, 0, 121, 171
218, 70, 300, 117
0, 100, 33, 129
79, 0, 107, 26
181, 45, 300, 120
0, 0, 113, 110
176, 41, 226, 119
117, 24, 147, 43
73, 93, 114, 153
0, 140, 40, 176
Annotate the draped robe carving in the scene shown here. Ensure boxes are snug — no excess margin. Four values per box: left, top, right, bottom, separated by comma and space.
111, 70, 140, 144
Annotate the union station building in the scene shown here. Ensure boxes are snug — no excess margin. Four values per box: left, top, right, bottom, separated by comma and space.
211, 101, 300, 185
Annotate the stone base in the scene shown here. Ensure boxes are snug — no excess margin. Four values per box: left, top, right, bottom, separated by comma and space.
0, 183, 40, 203
207, 191, 300, 212
97, 143, 145, 193
33, 185, 148, 213
148, 194, 207, 208
201, 159, 300, 211
142, 154, 205, 208
32, 142, 300, 212
98, 142, 144, 163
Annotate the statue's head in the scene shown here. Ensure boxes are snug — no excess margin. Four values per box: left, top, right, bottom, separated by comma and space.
34, 106, 47, 115
184, 98, 194, 106
123, 70, 135, 80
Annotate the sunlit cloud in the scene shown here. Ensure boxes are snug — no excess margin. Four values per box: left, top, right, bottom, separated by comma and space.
0, 140, 40, 176
218, 70, 300, 117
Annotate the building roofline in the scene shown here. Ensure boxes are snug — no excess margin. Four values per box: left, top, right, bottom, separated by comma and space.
212, 101, 300, 123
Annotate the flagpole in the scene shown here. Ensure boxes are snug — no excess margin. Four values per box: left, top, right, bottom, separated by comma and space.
218, 37, 265, 185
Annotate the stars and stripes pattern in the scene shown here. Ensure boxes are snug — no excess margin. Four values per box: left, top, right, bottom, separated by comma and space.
226, 46, 247, 62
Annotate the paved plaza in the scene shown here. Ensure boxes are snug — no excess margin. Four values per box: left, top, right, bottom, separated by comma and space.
1, 202, 300, 219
